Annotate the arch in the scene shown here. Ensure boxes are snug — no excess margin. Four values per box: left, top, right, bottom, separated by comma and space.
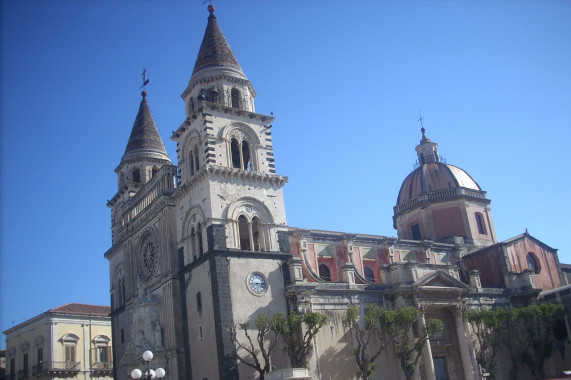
527, 252, 540, 274
151, 166, 159, 179
475, 212, 487, 234
242, 140, 251, 171
231, 88, 241, 109
227, 198, 274, 251
132, 169, 141, 183
92, 335, 110, 344
238, 215, 250, 250
319, 264, 331, 282
364, 266, 375, 282
182, 206, 206, 262
231, 138, 241, 168
207, 87, 219, 103
182, 130, 202, 180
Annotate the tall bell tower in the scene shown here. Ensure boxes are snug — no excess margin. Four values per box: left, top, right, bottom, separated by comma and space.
171, 6, 292, 379
172, 4, 288, 262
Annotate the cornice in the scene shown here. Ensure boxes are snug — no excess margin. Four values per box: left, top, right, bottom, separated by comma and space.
175, 164, 287, 200
181, 74, 257, 100
172, 102, 274, 140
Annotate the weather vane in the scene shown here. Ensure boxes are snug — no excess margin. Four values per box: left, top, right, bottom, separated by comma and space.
140, 67, 150, 91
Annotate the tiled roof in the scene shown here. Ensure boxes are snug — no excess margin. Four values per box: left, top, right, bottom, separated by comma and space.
121, 91, 170, 163
49, 303, 110, 316
192, 11, 243, 75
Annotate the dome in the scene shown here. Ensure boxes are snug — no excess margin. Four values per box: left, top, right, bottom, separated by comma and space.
396, 162, 481, 205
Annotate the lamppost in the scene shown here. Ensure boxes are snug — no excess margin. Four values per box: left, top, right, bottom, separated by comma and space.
130, 351, 166, 380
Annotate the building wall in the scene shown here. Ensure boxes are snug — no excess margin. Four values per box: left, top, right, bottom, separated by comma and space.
506, 239, 562, 290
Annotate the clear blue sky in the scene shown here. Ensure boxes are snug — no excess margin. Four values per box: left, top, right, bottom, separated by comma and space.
2, 0, 570, 345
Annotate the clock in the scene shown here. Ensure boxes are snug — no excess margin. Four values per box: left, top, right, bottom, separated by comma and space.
246, 272, 268, 295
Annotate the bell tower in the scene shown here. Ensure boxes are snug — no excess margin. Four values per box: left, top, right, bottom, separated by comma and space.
172, 5, 288, 262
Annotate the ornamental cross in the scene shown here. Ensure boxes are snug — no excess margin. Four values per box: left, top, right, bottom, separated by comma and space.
140, 68, 150, 90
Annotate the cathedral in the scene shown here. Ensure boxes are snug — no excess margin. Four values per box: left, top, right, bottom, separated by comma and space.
104, 6, 570, 380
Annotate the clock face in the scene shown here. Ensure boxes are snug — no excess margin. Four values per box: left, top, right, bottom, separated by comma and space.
247, 272, 268, 295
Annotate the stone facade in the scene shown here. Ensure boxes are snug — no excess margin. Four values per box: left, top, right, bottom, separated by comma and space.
105, 6, 570, 380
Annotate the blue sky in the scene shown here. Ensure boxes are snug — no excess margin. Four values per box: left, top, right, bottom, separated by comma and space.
1, 0, 570, 345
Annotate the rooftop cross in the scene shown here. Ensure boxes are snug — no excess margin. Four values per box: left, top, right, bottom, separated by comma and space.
417, 110, 427, 138
139, 67, 150, 93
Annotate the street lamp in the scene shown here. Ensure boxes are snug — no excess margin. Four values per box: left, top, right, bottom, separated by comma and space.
130, 351, 166, 380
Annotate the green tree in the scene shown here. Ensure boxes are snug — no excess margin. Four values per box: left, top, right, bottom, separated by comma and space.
514, 304, 564, 380
467, 304, 565, 380
379, 307, 444, 380
342, 304, 387, 380
229, 313, 281, 380
274, 311, 329, 368
466, 308, 502, 379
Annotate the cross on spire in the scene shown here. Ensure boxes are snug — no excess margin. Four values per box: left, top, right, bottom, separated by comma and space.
140, 67, 150, 92
417, 110, 427, 138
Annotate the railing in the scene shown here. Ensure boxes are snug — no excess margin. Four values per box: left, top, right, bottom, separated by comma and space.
31, 361, 80, 373
395, 187, 487, 214
17, 369, 29, 380
119, 165, 176, 227
91, 361, 113, 370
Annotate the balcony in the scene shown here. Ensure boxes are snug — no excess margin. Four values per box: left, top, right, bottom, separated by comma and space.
31, 361, 80, 377
91, 361, 113, 376
17, 369, 29, 380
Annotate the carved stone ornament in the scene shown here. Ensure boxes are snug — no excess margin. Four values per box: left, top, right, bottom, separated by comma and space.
137, 228, 160, 284
229, 130, 244, 142
127, 292, 164, 354
219, 182, 242, 202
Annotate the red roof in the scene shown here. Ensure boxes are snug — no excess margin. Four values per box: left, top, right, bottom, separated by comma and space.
49, 303, 110, 316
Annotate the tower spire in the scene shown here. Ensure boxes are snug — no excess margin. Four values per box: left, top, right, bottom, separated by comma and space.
191, 3, 244, 78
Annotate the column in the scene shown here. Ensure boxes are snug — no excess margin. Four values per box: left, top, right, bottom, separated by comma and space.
418, 305, 436, 380
453, 306, 476, 380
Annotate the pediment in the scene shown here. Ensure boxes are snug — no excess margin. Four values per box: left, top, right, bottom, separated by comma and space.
414, 269, 469, 289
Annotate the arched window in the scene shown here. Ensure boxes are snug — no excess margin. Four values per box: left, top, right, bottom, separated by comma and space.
231, 138, 241, 168
242, 141, 251, 171
231, 88, 241, 109
189, 154, 195, 176
319, 264, 331, 281
229, 135, 254, 171
475, 213, 487, 234
92, 336, 111, 365
197, 223, 204, 256
61, 334, 79, 366
527, 253, 540, 274
132, 169, 141, 183
191, 227, 197, 261
207, 87, 219, 103
252, 217, 261, 251
238, 215, 250, 250
194, 147, 199, 173
364, 266, 375, 282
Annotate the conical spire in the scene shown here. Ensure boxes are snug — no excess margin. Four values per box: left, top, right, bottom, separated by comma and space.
192, 5, 245, 77
121, 91, 170, 164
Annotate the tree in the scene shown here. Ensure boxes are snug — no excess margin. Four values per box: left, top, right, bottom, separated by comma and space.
520, 304, 565, 380
342, 304, 386, 380
229, 313, 281, 380
466, 308, 502, 379
379, 307, 444, 380
274, 311, 329, 368
467, 304, 565, 380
